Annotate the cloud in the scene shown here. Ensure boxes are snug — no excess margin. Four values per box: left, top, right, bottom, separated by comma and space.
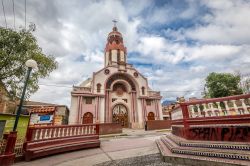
136, 36, 186, 64
1, 0, 250, 105
185, 0, 250, 44
185, 44, 241, 61
190, 66, 206, 73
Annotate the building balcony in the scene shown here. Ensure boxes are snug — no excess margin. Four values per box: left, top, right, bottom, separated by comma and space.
73, 86, 92, 93
148, 90, 161, 97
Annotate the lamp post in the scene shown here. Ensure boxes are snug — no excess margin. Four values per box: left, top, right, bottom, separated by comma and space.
13, 59, 38, 131
0, 60, 38, 166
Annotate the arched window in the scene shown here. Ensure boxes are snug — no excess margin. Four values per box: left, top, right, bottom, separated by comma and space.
117, 49, 120, 62
141, 87, 145, 95
106, 73, 136, 91
109, 50, 112, 62
97, 83, 101, 93
113, 83, 127, 96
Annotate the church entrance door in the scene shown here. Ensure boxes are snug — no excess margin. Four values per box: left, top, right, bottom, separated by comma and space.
112, 104, 128, 128
82, 112, 93, 124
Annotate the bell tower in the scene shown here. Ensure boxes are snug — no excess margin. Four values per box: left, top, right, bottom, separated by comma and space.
104, 21, 127, 70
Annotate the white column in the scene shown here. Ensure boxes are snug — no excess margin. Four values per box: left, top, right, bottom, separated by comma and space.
69, 96, 79, 124
99, 98, 105, 123
240, 99, 248, 114
196, 104, 201, 117
209, 103, 215, 116
231, 100, 239, 115
202, 103, 208, 117
189, 105, 195, 117
223, 101, 231, 115
158, 101, 163, 120
216, 102, 223, 116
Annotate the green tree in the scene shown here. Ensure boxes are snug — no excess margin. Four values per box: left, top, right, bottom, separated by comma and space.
204, 72, 243, 98
0, 27, 57, 99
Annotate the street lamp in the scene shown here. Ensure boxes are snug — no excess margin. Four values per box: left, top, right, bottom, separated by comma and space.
13, 59, 38, 131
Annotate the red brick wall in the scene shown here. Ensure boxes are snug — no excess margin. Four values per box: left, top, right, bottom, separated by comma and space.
99, 123, 122, 135
145, 120, 171, 130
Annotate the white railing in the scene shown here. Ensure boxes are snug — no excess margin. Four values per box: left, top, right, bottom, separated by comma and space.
26, 124, 98, 141
185, 94, 250, 118
14, 139, 25, 157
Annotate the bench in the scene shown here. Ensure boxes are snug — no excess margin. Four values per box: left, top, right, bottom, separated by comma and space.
24, 124, 100, 161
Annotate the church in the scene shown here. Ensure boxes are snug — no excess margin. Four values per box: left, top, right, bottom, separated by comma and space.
69, 24, 163, 128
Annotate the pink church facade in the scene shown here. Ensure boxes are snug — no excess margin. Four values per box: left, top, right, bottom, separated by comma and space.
69, 25, 163, 128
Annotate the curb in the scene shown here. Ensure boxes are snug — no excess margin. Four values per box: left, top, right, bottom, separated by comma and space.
100, 133, 128, 138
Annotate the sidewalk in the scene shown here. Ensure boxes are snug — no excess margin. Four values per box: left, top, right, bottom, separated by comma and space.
14, 129, 169, 166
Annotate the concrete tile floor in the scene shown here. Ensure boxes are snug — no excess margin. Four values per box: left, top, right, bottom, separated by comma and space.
95, 153, 174, 166
14, 129, 168, 166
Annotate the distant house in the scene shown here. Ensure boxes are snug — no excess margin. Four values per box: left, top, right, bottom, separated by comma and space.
21, 101, 69, 126
162, 97, 189, 120
0, 84, 70, 126
162, 100, 177, 120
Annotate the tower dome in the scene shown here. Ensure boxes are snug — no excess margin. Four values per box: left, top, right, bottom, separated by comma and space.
104, 23, 127, 67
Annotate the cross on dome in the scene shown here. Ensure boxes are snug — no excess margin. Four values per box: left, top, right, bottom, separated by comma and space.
112, 19, 117, 26
112, 19, 118, 31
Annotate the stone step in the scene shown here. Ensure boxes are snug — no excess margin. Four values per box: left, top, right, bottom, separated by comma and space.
166, 133, 250, 151
156, 134, 250, 166
161, 135, 250, 160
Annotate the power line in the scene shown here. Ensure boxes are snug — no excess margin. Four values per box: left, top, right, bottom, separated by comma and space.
1, 0, 7, 28
24, 0, 26, 30
12, 0, 15, 29
39, 83, 72, 88
38, 83, 203, 92
160, 90, 203, 92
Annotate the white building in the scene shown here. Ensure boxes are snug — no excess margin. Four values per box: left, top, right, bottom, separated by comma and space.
70, 25, 162, 128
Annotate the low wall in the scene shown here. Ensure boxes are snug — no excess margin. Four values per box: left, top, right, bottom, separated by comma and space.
172, 126, 186, 138
172, 125, 250, 142
99, 123, 122, 135
145, 120, 171, 130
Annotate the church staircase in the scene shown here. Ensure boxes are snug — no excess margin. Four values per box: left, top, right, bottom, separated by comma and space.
156, 133, 250, 166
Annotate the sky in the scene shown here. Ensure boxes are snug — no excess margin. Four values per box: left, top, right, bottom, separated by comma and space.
1, 0, 250, 106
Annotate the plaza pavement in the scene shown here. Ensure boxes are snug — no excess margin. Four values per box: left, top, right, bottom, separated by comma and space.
14, 129, 171, 166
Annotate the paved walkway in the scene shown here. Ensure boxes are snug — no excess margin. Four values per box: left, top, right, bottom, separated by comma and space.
14, 129, 170, 166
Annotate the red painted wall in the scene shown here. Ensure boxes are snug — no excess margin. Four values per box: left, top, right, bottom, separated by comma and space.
172, 126, 250, 142
145, 120, 171, 130
99, 123, 122, 135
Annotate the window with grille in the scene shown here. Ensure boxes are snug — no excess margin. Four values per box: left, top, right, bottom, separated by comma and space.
97, 83, 101, 93
86, 98, 93, 104
146, 99, 151, 106
141, 87, 145, 95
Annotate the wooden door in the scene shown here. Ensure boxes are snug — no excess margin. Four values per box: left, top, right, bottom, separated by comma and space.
82, 112, 93, 124
147, 112, 155, 120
